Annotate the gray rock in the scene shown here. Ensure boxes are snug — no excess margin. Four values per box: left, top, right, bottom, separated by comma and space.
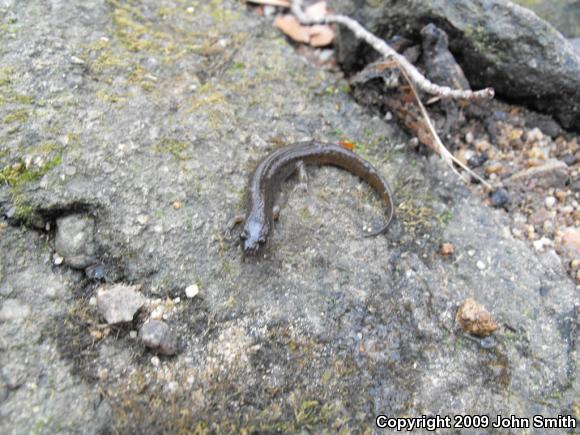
139, 320, 177, 356
330, 0, 580, 130
512, 0, 580, 38
570, 37, 580, 56
96, 284, 145, 324
54, 214, 97, 269
0, 299, 31, 322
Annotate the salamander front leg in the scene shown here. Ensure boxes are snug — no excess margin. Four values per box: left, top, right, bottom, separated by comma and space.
225, 214, 245, 239
294, 160, 308, 193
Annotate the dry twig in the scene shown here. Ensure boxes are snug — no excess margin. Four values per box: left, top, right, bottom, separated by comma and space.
291, 0, 493, 189
291, 0, 494, 101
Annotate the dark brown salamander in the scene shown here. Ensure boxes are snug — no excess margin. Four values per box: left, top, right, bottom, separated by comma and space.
238, 141, 395, 255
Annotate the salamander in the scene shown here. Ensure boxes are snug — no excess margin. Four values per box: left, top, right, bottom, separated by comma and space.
235, 141, 395, 255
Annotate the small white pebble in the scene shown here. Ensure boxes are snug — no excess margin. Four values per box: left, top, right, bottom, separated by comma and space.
129, 330, 137, 339
162, 313, 169, 320
512, 228, 522, 238
151, 356, 160, 367
89, 296, 97, 306
385, 111, 393, 121
185, 284, 199, 299
186, 6, 194, 13
465, 131, 474, 144
476, 260, 486, 270
136, 215, 149, 225
70, 56, 85, 65
544, 196, 556, 209
53, 253, 64, 265
173, 297, 180, 304
533, 237, 553, 252
468, 250, 476, 257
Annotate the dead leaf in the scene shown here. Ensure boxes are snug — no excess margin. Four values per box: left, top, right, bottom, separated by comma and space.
246, 0, 290, 7
338, 140, 356, 150
274, 15, 310, 44
455, 298, 497, 337
309, 24, 335, 47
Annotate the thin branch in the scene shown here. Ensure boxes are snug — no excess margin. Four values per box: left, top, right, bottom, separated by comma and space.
291, 0, 494, 101
399, 66, 493, 190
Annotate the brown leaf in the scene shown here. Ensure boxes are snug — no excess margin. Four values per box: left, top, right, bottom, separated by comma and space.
309, 24, 335, 47
247, 0, 290, 7
274, 15, 310, 44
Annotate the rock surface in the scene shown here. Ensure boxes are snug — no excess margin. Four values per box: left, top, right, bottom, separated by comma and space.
0, 0, 578, 433
330, 0, 580, 130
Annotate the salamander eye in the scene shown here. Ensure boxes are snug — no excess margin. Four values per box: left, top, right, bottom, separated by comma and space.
240, 230, 248, 240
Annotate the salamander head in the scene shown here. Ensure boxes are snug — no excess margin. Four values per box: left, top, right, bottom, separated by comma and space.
240, 218, 268, 255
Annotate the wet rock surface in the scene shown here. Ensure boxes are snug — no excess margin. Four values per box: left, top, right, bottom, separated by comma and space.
330, 0, 580, 130
0, 0, 578, 432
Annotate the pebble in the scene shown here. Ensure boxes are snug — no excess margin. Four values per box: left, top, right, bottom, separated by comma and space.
54, 214, 97, 269
554, 190, 567, 203
490, 188, 510, 208
476, 260, 486, 270
440, 243, 454, 256
96, 284, 145, 324
542, 220, 554, 235
53, 253, 64, 265
129, 330, 138, 339
465, 131, 474, 144
475, 140, 491, 152
544, 196, 556, 209
85, 263, 106, 280
150, 305, 165, 320
136, 215, 149, 225
484, 162, 504, 175
528, 208, 551, 226
70, 56, 85, 65
151, 356, 160, 367
467, 153, 487, 168
561, 229, 580, 257
563, 154, 577, 166
139, 320, 178, 356
455, 298, 497, 337
0, 299, 31, 322
533, 237, 553, 252
185, 284, 199, 298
